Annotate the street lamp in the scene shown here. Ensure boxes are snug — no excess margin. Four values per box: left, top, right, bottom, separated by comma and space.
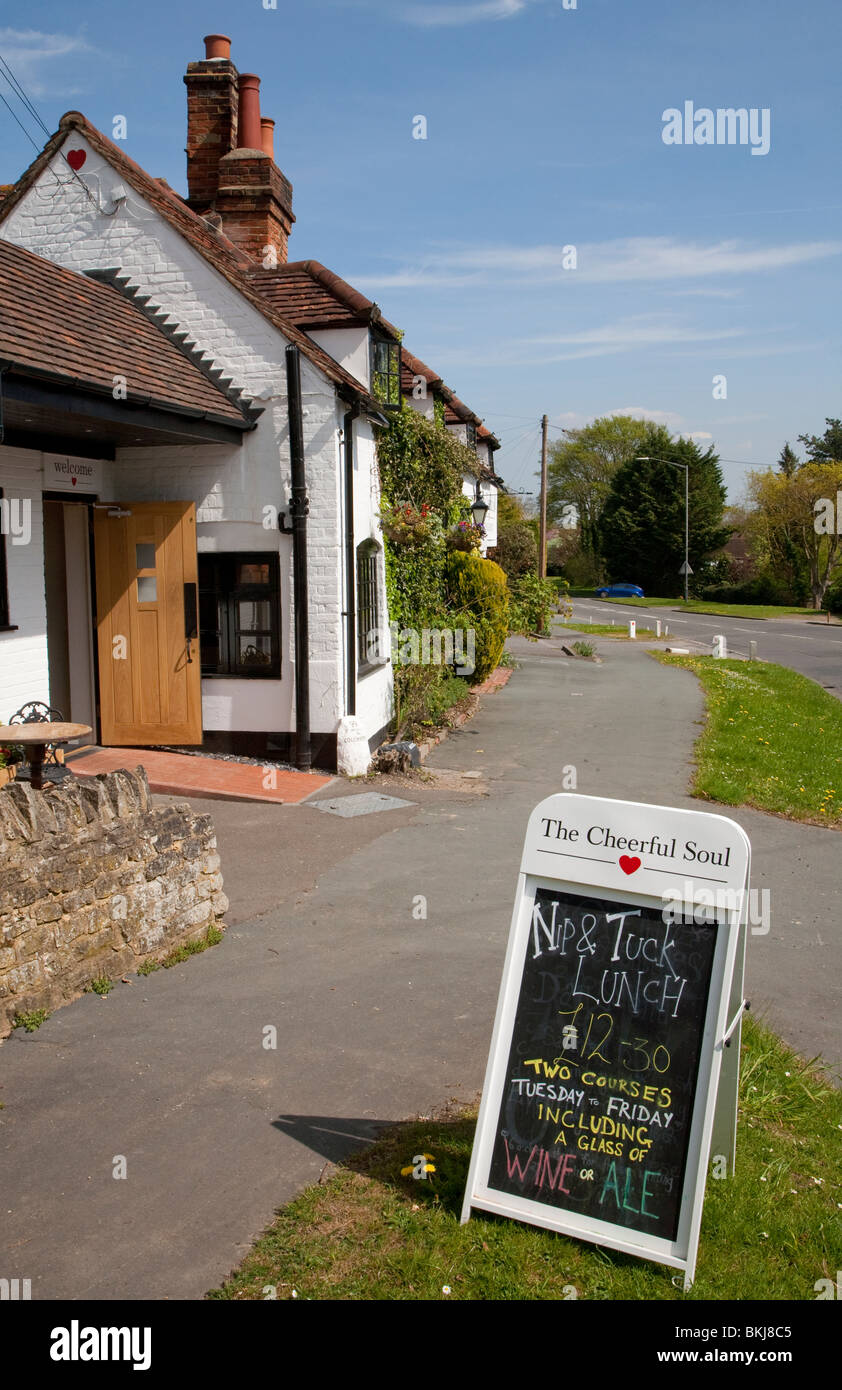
634, 457, 691, 602
471, 478, 489, 529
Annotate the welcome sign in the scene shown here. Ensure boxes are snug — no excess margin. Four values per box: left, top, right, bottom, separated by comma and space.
43, 453, 103, 494
462, 794, 751, 1288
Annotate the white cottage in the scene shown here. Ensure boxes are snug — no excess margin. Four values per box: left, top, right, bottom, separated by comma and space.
0, 35, 396, 772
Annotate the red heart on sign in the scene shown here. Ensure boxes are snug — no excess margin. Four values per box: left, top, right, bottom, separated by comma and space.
67, 149, 86, 171
619, 855, 641, 875
71, 476, 77, 485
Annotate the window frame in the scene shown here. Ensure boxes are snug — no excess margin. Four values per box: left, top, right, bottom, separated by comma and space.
356, 539, 386, 674
198, 551, 281, 679
370, 334, 401, 411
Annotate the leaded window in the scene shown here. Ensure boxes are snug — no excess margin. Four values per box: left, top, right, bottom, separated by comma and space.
357, 540, 383, 669
199, 553, 281, 678
370, 335, 400, 410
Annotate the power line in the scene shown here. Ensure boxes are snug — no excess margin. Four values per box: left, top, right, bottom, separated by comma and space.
0, 49, 100, 212
0, 53, 52, 140
0, 86, 44, 155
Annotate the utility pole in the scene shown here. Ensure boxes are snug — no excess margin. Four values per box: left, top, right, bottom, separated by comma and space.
538, 413, 548, 579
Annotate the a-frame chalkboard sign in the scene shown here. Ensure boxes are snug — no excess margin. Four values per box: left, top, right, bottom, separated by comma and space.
461, 794, 751, 1289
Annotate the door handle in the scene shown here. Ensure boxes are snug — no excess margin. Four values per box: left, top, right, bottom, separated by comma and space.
184, 582, 198, 663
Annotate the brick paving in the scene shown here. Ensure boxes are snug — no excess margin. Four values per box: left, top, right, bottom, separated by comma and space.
65, 746, 333, 804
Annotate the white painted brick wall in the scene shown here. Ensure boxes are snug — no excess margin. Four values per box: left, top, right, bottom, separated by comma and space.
0, 448, 49, 720
2, 136, 391, 744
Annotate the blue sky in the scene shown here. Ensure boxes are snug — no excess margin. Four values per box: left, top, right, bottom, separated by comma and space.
1, 0, 840, 499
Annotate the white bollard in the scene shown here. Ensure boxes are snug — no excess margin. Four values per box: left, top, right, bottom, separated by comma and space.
664, 624, 670, 636
712, 634, 727, 659
749, 640, 757, 661
337, 715, 372, 776
655, 619, 662, 637
628, 619, 636, 640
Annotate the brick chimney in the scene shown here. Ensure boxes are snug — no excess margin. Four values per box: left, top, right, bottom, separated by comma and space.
184, 35, 238, 210
183, 36, 294, 264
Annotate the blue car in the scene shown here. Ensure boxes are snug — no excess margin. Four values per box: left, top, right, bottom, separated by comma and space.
595, 583, 645, 598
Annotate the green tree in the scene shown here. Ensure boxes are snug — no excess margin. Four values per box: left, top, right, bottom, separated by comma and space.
747, 461, 842, 608
496, 491, 527, 530
547, 415, 651, 561
777, 442, 800, 477
598, 425, 730, 595
798, 418, 842, 463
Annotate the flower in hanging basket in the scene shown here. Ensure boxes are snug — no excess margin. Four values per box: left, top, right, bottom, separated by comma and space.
446, 519, 484, 552
379, 501, 439, 547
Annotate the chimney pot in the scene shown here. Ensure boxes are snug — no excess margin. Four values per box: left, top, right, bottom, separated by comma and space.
237, 73, 262, 150
204, 34, 231, 60
260, 118, 275, 160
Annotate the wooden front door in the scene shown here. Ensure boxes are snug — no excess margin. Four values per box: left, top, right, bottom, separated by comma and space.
93, 502, 202, 746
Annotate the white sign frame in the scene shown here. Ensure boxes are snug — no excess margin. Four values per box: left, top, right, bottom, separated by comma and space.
461, 793, 751, 1290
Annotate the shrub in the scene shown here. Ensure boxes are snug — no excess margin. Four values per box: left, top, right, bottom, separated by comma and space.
508, 573, 558, 636
445, 550, 509, 682
494, 523, 537, 577
392, 664, 469, 739
560, 549, 603, 588
822, 574, 842, 614
699, 572, 796, 605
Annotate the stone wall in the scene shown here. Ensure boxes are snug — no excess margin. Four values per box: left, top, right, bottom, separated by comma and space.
0, 769, 228, 1036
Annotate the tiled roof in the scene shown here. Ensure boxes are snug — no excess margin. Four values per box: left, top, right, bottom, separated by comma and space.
0, 113, 381, 411
0, 237, 254, 426
400, 347, 499, 451
247, 261, 401, 338
444, 395, 482, 427
400, 347, 449, 399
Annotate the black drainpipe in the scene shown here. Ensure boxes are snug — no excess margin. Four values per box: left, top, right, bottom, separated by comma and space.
285, 345, 311, 770
343, 401, 360, 715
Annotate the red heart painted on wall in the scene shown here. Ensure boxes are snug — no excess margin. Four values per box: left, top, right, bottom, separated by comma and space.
619, 855, 641, 875
67, 149, 86, 171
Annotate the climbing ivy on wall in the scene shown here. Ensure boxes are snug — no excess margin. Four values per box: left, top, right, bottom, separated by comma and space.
377, 405, 480, 632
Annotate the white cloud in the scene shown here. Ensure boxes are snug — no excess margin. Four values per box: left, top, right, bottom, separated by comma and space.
0, 28, 97, 97
398, 0, 527, 25
521, 318, 746, 351
353, 235, 842, 292
688, 431, 714, 441
607, 407, 685, 428
418, 316, 745, 368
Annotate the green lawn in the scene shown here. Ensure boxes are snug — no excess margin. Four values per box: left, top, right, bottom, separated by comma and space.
557, 620, 666, 640
596, 596, 819, 620
652, 654, 842, 826
207, 1015, 841, 1302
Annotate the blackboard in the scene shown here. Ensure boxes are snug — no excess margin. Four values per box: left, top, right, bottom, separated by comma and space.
461, 793, 751, 1287
486, 886, 717, 1242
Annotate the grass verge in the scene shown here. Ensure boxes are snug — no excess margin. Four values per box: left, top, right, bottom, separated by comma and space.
596, 596, 818, 620
207, 1014, 841, 1301
652, 653, 842, 826
558, 621, 666, 640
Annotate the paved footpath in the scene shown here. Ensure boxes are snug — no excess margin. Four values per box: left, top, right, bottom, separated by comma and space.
1, 632, 839, 1299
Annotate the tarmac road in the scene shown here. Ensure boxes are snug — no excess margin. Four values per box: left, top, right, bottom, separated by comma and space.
0, 633, 839, 1299
568, 597, 842, 694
